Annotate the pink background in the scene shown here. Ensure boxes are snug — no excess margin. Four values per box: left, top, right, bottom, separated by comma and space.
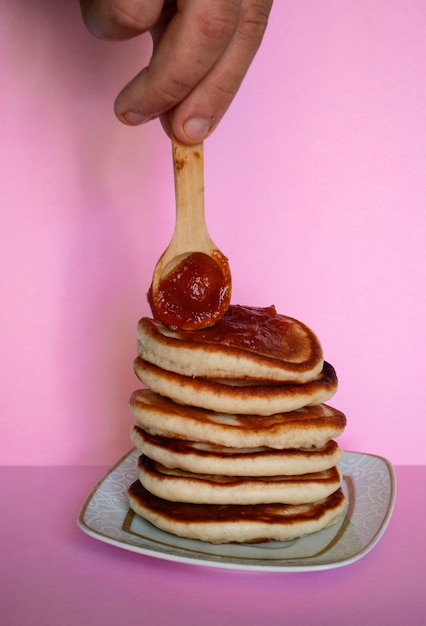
1, 1, 425, 466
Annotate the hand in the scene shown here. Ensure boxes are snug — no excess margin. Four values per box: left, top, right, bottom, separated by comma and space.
80, 0, 273, 143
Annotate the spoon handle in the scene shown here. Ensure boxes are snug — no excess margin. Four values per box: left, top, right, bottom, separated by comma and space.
171, 134, 211, 250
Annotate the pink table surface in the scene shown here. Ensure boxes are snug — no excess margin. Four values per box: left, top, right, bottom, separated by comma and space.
1, 464, 424, 626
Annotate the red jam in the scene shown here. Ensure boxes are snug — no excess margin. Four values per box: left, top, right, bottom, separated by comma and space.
148, 251, 231, 330
175, 304, 306, 360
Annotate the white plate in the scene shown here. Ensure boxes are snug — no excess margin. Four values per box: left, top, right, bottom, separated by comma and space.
78, 449, 395, 572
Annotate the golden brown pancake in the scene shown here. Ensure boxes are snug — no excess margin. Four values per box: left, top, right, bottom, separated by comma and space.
129, 390, 346, 449
137, 305, 324, 383
133, 358, 338, 416
136, 454, 343, 505
128, 480, 347, 544
130, 427, 344, 476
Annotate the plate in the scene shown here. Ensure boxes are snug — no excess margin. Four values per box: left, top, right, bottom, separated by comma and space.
78, 449, 396, 572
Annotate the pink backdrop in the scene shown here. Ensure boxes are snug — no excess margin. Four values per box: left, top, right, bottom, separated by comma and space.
1, 1, 425, 465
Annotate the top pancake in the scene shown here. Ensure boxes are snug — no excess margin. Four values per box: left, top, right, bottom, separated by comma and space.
137, 304, 324, 383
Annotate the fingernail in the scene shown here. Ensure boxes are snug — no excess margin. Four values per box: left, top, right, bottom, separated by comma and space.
184, 118, 212, 141
122, 111, 151, 126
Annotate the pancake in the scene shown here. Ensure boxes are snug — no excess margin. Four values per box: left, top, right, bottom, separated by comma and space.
137, 305, 324, 383
133, 358, 338, 416
128, 480, 347, 544
129, 390, 346, 449
131, 427, 344, 476
136, 454, 343, 505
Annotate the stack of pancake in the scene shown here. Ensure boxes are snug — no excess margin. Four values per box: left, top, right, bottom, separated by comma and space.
128, 305, 347, 544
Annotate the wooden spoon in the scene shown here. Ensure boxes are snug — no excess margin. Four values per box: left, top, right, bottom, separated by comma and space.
148, 133, 232, 330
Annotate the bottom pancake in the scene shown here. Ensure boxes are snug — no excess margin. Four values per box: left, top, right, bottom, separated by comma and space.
128, 480, 347, 544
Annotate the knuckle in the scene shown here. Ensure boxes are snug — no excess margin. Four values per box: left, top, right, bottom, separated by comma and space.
212, 71, 240, 99
194, 4, 239, 43
238, 1, 272, 44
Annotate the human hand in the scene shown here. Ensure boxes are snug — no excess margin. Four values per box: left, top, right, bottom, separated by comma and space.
80, 0, 272, 143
